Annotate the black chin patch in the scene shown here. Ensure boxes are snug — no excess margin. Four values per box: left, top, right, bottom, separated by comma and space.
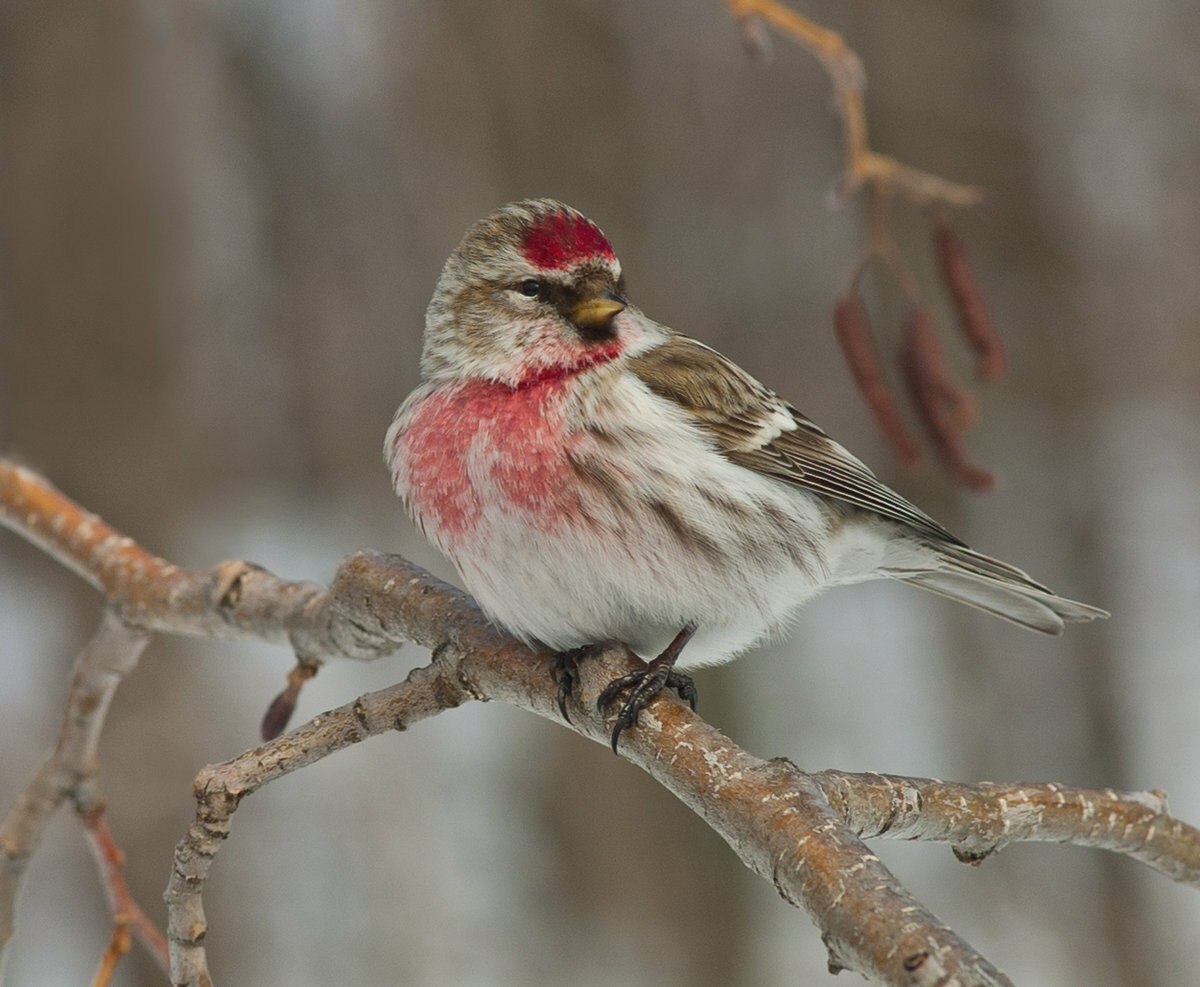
573, 319, 619, 344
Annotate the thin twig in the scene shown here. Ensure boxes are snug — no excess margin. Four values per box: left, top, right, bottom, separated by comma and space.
90, 921, 130, 987
0, 613, 150, 971
80, 802, 171, 979
166, 653, 476, 987
725, 0, 984, 209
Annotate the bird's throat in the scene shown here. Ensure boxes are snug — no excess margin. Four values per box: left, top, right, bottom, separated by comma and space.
512, 341, 623, 389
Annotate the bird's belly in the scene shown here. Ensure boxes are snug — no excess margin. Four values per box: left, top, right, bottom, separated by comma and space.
450, 459, 839, 667
458, 526, 830, 668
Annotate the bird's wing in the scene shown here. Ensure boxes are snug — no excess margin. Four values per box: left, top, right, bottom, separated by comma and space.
627, 332, 964, 546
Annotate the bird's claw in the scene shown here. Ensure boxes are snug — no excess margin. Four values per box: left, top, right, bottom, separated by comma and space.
597, 662, 698, 754
549, 645, 601, 723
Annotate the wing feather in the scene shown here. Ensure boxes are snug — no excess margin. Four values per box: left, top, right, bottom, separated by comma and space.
628, 333, 964, 547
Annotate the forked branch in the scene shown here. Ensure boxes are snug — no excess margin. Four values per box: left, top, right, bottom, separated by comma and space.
3, 459, 1199, 987
0, 612, 167, 981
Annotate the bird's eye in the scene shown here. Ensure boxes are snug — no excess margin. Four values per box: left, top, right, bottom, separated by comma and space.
516, 279, 542, 298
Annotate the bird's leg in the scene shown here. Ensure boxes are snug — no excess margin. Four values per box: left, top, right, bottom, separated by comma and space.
549, 643, 606, 723
597, 623, 699, 753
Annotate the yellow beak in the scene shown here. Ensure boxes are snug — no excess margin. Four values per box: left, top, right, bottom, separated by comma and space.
569, 293, 626, 333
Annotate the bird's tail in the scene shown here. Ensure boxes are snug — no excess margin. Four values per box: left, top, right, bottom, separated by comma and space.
896, 544, 1109, 635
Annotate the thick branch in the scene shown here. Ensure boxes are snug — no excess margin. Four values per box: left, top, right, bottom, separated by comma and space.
163, 552, 1200, 986
166, 553, 1007, 986
5, 461, 1199, 986
0, 461, 394, 662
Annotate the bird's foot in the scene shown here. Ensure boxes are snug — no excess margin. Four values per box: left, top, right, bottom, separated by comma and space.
549, 644, 605, 723
597, 654, 698, 754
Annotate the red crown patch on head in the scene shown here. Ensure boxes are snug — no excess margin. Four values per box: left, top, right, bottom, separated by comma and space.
519, 209, 616, 270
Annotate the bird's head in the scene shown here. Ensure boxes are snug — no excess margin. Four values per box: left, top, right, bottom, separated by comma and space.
421, 199, 638, 387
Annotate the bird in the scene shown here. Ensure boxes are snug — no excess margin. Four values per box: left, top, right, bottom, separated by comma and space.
385, 198, 1107, 751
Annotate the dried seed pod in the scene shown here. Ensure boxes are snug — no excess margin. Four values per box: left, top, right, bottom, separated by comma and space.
834, 293, 921, 469
261, 660, 319, 741
899, 306, 994, 491
899, 304, 977, 429
933, 215, 1007, 381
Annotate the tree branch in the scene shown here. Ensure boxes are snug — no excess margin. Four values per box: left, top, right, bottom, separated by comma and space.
724, 1, 1005, 487
80, 803, 171, 981
727, 0, 983, 209
0, 461, 395, 662
0, 612, 154, 975
4, 459, 1199, 986
166, 550, 1200, 986
810, 771, 1200, 882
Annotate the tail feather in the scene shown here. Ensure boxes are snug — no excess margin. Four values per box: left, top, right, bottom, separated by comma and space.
896, 545, 1109, 636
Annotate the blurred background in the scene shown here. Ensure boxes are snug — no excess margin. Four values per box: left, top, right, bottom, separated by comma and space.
2, 1, 1198, 984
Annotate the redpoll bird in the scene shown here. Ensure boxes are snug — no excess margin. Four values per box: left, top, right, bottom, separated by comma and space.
386, 199, 1107, 750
